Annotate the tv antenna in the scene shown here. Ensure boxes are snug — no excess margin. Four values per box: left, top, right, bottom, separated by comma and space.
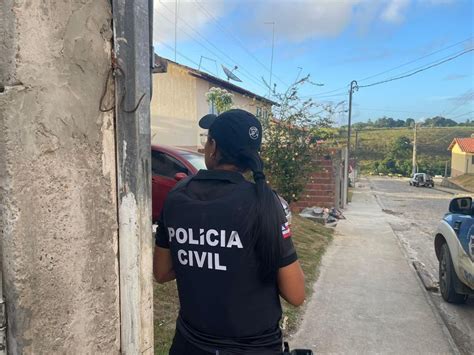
199, 56, 218, 76
222, 65, 242, 82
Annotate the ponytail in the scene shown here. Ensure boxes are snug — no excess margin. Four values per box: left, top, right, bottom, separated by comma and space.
215, 145, 282, 282
244, 153, 282, 283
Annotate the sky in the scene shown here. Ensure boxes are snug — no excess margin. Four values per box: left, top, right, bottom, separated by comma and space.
153, 0, 474, 125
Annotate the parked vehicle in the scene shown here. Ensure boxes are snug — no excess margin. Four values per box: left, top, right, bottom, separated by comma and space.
151, 145, 206, 221
434, 196, 474, 303
409, 173, 434, 187
151, 145, 292, 224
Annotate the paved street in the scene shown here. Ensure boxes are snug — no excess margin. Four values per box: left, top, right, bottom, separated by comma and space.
367, 177, 474, 354
291, 180, 458, 354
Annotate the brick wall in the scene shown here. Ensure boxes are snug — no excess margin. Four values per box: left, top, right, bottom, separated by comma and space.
291, 157, 337, 212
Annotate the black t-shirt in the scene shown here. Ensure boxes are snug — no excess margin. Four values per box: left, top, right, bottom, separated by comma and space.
156, 169, 298, 354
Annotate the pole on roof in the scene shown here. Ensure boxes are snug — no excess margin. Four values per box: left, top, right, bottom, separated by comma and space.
174, 0, 178, 61
264, 21, 275, 97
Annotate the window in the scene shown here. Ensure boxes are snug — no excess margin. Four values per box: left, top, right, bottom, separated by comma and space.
209, 100, 216, 114
256, 107, 268, 119
180, 152, 207, 171
472, 155, 474, 165
151, 151, 188, 178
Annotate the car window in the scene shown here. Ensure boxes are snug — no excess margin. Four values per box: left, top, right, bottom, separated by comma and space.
180, 152, 207, 171
151, 151, 188, 178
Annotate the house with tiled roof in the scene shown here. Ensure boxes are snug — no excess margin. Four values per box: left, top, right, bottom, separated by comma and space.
448, 135, 474, 177
151, 55, 276, 150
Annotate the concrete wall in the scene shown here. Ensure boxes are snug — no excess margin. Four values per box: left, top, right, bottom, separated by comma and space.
151, 63, 198, 148
0, 1, 120, 353
151, 62, 272, 150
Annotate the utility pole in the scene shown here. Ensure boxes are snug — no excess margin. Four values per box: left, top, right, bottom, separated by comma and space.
354, 130, 359, 182
174, 0, 178, 61
345, 80, 358, 201
264, 21, 275, 96
412, 123, 418, 176
444, 160, 448, 178
113, 0, 154, 353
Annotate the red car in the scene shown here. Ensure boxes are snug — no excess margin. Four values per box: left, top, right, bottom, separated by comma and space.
151, 145, 207, 222
151, 145, 292, 225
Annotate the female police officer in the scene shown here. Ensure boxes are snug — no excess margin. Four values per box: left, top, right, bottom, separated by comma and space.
154, 109, 305, 355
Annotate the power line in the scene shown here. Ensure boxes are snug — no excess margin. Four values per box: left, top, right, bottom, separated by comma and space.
301, 85, 349, 98
356, 107, 433, 114
155, 9, 269, 91
358, 36, 473, 82
302, 36, 473, 99
451, 110, 474, 119
159, 41, 213, 73
358, 49, 474, 89
157, 4, 268, 90
442, 91, 474, 116
193, 0, 289, 88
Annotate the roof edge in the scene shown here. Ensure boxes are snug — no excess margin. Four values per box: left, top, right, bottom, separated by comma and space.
153, 54, 278, 106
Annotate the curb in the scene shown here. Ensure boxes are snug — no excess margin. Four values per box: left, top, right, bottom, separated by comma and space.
433, 186, 456, 195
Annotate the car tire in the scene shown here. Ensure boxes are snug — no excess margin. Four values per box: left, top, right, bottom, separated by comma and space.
439, 243, 468, 304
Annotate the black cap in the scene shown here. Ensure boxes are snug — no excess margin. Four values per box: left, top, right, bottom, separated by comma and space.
199, 109, 262, 157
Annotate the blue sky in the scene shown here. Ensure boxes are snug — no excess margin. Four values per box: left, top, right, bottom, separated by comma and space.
154, 0, 474, 124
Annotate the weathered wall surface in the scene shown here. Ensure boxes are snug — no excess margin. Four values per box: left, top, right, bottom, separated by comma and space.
0, 1, 120, 353
291, 157, 337, 212
151, 61, 272, 150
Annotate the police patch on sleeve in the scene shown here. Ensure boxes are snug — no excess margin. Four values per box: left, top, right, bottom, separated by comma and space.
282, 222, 292, 239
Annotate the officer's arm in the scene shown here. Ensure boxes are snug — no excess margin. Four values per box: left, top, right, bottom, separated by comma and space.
278, 260, 305, 306
153, 247, 176, 284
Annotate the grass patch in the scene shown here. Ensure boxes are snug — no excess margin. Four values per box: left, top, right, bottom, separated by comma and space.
347, 188, 354, 203
280, 215, 333, 336
341, 127, 473, 174
153, 215, 333, 353
154, 280, 179, 354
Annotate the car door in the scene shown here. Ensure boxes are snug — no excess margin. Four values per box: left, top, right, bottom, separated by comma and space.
151, 150, 188, 221
449, 212, 473, 285
457, 217, 474, 289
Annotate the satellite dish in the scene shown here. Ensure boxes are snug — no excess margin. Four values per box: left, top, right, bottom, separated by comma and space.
222, 65, 242, 82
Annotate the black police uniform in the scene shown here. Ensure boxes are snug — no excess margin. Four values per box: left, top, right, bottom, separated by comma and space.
156, 169, 298, 355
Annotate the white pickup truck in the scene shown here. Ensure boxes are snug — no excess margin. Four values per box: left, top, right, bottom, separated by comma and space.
434, 196, 474, 303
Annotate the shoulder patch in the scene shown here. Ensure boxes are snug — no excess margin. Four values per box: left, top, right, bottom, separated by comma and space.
282, 222, 292, 239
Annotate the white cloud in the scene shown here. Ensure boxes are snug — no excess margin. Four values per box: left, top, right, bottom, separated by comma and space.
153, 0, 458, 47
153, 0, 233, 44
381, 0, 410, 23
250, 0, 367, 42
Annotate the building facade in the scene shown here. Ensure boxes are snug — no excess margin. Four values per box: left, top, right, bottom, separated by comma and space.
151, 55, 275, 150
449, 137, 474, 177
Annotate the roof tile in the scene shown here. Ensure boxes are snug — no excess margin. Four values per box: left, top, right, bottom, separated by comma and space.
450, 137, 474, 153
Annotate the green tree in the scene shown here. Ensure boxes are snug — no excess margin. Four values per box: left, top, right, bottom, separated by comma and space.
205, 87, 234, 114
390, 136, 412, 159
260, 75, 337, 203
423, 116, 458, 127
